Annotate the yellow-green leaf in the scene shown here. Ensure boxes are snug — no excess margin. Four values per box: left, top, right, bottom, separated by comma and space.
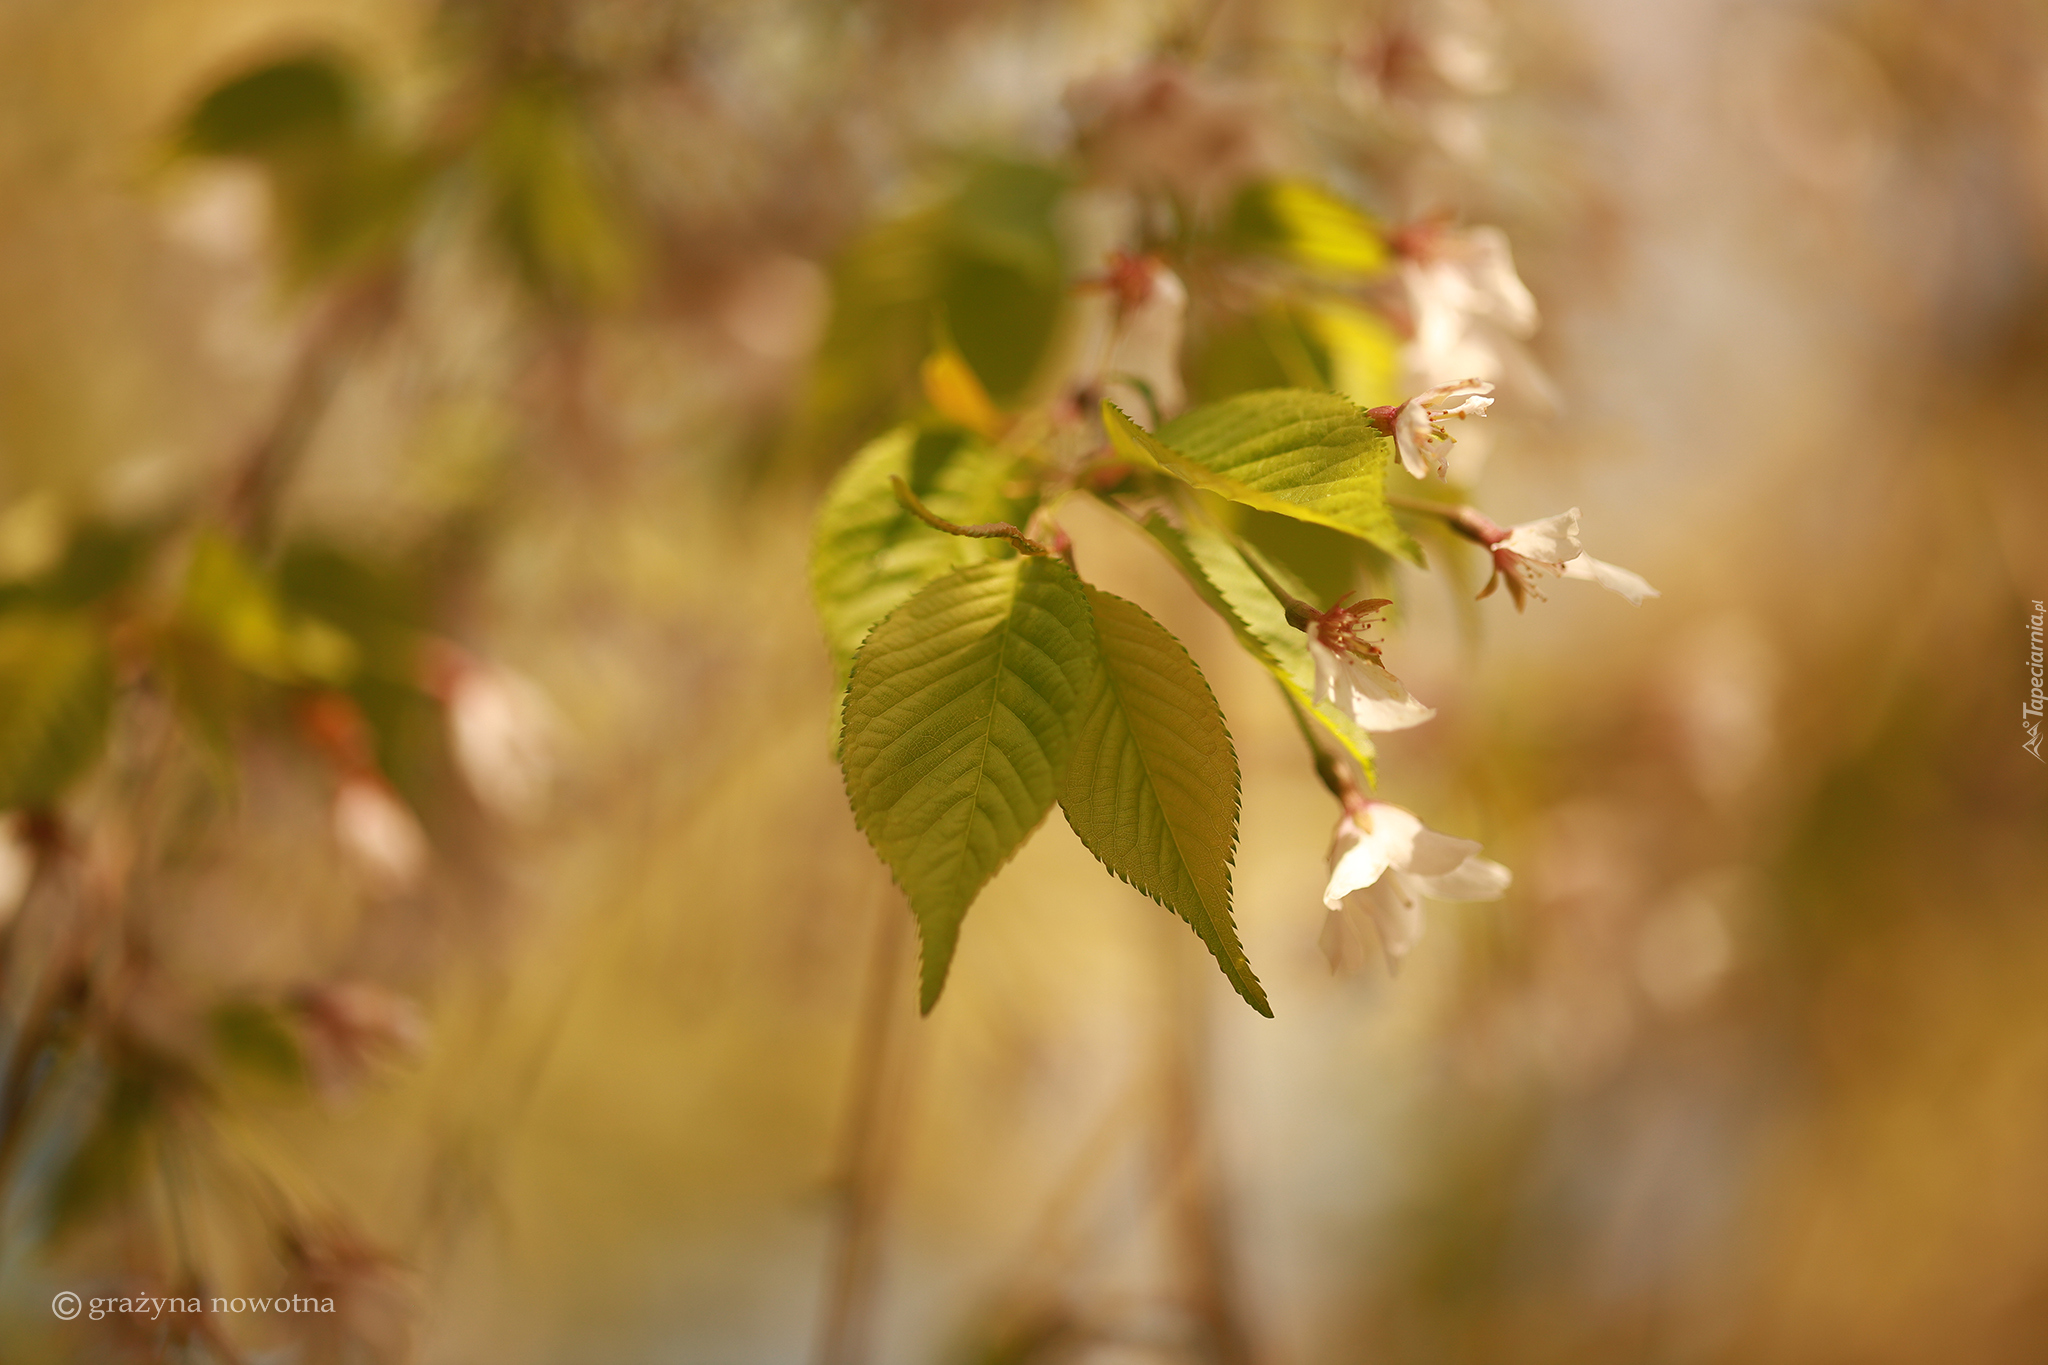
1303, 300, 1404, 407
1228, 179, 1389, 277
180, 532, 359, 684
840, 557, 1098, 1012
810, 425, 1035, 686
1104, 393, 1421, 565
1135, 510, 1377, 778
1060, 587, 1268, 1015
0, 612, 114, 810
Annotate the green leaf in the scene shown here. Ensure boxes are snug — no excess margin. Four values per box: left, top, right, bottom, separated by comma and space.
841, 557, 1098, 1012
182, 54, 360, 155
791, 213, 945, 469
1184, 302, 1335, 402
1227, 180, 1389, 277
0, 521, 156, 614
1104, 393, 1421, 565
1218, 499, 1383, 609
180, 52, 422, 282
1303, 300, 1403, 407
810, 424, 1035, 685
211, 1002, 306, 1085
180, 532, 359, 684
1134, 509, 1377, 778
0, 612, 115, 810
277, 541, 427, 682
937, 159, 1069, 404
47, 1064, 158, 1237
479, 80, 638, 307
791, 159, 1068, 467
1060, 588, 1269, 1015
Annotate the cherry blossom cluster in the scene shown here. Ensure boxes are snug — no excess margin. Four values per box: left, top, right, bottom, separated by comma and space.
1057, 50, 1657, 978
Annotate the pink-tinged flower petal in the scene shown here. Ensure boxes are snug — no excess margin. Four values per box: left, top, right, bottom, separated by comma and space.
1401, 825, 1487, 879
1307, 638, 1436, 732
0, 818, 32, 928
1354, 872, 1426, 966
1308, 633, 1339, 699
1322, 811, 1400, 908
1318, 908, 1368, 973
448, 664, 560, 821
1425, 381, 1495, 421
1498, 507, 1581, 566
1559, 553, 1659, 605
1319, 802, 1512, 971
1358, 801, 1427, 865
1457, 226, 1538, 337
1406, 855, 1513, 902
333, 781, 427, 893
1392, 400, 1438, 479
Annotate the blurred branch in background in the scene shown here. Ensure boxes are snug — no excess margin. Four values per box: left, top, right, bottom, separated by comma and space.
815, 880, 919, 1365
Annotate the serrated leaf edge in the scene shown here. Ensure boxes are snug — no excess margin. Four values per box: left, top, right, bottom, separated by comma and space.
1059, 587, 1270, 1016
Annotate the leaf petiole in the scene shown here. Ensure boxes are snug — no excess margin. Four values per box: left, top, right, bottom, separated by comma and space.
1385, 493, 1499, 546
890, 476, 1053, 558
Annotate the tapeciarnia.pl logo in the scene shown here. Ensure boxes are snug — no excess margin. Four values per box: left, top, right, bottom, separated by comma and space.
2026, 600, 2045, 762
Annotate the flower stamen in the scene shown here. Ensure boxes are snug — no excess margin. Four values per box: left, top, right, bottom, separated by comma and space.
1308, 594, 1393, 663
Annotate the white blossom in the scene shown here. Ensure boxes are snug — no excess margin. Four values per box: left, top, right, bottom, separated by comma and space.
1306, 634, 1436, 731
1109, 262, 1187, 418
447, 662, 560, 821
1339, 0, 1508, 119
1320, 801, 1511, 970
1065, 64, 1281, 215
1482, 507, 1659, 610
1395, 222, 1551, 427
1559, 550, 1660, 604
295, 981, 429, 1097
332, 780, 428, 894
1403, 225, 1537, 365
0, 816, 33, 929
1304, 597, 1435, 731
1385, 379, 1494, 480
1071, 252, 1188, 424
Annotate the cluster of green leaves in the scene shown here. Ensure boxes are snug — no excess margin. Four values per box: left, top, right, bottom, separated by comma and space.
1189, 179, 1407, 407
0, 517, 454, 809
813, 388, 1416, 1015
1, 42, 636, 823
795, 160, 1071, 468
791, 167, 1404, 470
0, 42, 625, 1254
802, 155, 1436, 1015
0, 526, 149, 813
179, 49, 636, 303
0, 508, 445, 1244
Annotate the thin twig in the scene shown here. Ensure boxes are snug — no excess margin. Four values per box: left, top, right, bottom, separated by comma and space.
1156, 919, 1260, 1365
1385, 493, 1496, 545
223, 272, 399, 548
0, 964, 86, 1224
890, 477, 1052, 557
815, 879, 919, 1365
1275, 683, 1361, 810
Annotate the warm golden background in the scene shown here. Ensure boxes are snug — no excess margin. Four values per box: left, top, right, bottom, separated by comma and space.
2, 0, 2045, 1362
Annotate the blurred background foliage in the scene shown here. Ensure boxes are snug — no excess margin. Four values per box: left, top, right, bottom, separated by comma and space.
0, 0, 2045, 1361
